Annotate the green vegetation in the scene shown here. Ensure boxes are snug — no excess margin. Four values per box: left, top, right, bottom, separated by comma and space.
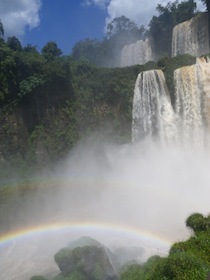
120, 212, 210, 280
0, 27, 160, 176
0, 18, 197, 177
0, 0, 203, 177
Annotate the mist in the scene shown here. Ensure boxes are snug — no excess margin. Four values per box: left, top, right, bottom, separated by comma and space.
1, 134, 210, 279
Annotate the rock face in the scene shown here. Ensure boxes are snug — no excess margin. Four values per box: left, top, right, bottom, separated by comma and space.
132, 57, 210, 148
121, 38, 155, 67
172, 13, 210, 57
54, 241, 117, 280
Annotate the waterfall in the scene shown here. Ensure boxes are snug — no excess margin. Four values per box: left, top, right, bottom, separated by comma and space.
132, 69, 176, 143
172, 13, 209, 57
132, 58, 210, 148
174, 62, 204, 147
174, 57, 210, 148
121, 38, 155, 67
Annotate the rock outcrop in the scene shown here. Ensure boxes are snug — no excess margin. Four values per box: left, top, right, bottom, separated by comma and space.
54, 238, 117, 280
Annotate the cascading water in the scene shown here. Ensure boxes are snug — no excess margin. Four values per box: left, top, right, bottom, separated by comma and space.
174, 60, 204, 147
132, 58, 210, 148
172, 13, 209, 57
132, 69, 176, 143
121, 38, 155, 67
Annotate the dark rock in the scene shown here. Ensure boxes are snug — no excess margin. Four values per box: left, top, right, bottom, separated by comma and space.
54, 244, 117, 280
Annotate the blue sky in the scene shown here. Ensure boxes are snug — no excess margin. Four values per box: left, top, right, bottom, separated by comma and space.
22, 1, 108, 54
0, 0, 205, 55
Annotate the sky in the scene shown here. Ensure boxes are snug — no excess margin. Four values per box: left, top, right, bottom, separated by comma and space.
0, 0, 206, 55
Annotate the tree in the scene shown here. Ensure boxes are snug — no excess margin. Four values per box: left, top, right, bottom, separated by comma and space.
23, 44, 38, 53
186, 212, 210, 235
152, 252, 208, 280
72, 39, 103, 65
41, 41, 62, 61
0, 19, 4, 39
200, 0, 210, 46
7, 36, 22, 51
106, 15, 146, 43
106, 15, 138, 38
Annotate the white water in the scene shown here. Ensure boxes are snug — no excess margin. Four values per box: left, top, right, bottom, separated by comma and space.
132, 69, 176, 144
174, 60, 204, 147
132, 58, 210, 148
172, 12, 209, 57
121, 38, 155, 67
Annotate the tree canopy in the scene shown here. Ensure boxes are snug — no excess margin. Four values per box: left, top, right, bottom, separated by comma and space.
0, 19, 4, 39
41, 41, 62, 61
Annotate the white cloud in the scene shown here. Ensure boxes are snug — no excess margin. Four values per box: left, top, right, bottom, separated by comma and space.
106, 0, 169, 27
83, 0, 110, 9
0, 0, 42, 38
86, 0, 206, 29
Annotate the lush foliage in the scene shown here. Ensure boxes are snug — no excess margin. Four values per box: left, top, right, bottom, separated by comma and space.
121, 213, 210, 280
0, 22, 196, 175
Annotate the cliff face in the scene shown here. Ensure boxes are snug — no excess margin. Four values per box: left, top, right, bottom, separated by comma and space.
172, 13, 209, 57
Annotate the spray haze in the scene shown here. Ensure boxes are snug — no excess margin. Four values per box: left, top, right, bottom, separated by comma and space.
1, 133, 210, 279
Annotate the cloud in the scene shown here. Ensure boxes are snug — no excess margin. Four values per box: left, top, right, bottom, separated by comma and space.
83, 0, 110, 9
106, 0, 169, 26
86, 0, 206, 28
0, 0, 42, 38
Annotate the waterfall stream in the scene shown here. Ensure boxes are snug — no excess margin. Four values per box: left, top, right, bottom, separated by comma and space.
121, 38, 155, 67
132, 69, 176, 144
132, 58, 210, 148
172, 13, 209, 57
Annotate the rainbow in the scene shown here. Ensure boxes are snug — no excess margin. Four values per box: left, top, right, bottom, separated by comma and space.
0, 222, 172, 251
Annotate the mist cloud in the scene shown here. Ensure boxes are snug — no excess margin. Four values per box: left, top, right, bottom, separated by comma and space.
0, 0, 41, 38
1, 135, 210, 279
